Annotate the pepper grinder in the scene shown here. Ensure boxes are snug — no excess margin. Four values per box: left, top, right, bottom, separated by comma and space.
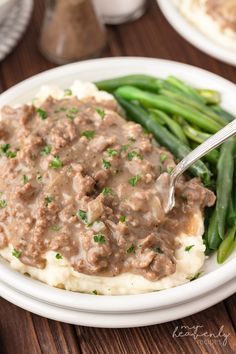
39, 0, 107, 65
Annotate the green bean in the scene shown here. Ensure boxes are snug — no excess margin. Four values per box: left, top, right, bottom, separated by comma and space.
115, 86, 223, 133
95, 74, 163, 93
149, 109, 189, 145
216, 139, 235, 239
165, 76, 221, 105
114, 94, 212, 185
183, 125, 211, 144
175, 119, 219, 164
197, 89, 221, 105
165, 76, 204, 103
160, 88, 225, 126
217, 225, 236, 264
203, 208, 213, 255
176, 118, 211, 144
211, 105, 235, 123
207, 209, 221, 250
233, 157, 236, 210
227, 157, 236, 227
227, 198, 236, 227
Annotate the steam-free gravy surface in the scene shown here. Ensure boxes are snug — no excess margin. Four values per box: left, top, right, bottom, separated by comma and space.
0, 96, 215, 281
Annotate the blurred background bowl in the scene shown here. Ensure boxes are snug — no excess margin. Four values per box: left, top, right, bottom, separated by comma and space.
0, 0, 17, 26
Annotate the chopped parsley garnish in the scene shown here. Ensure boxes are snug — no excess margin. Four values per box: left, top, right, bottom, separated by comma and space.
102, 159, 111, 170
36, 174, 43, 183
127, 244, 135, 254
56, 253, 63, 259
51, 225, 61, 232
45, 196, 53, 206
66, 114, 76, 121
185, 245, 195, 252
81, 130, 95, 140
54, 107, 67, 113
22, 175, 29, 184
121, 144, 129, 151
0, 144, 17, 158
154, 247, 164, 254
0, 199, 7, 208
69, 107, 79, 114
92, 290, 98, 295
160, 154, 167, 163
49, 156, 63, 169
93, 234, 106, 244
128, 174, 141, 187
64, 88, 72, 96
107, 148, 118, 157
0, 143, 9, 153
95, 107, 105, 119
119, 215, 126, 223
167, 166, 174, 174
40, 145, 51, 156
77, 209, 88, 223
0, 144, 17, 159
36, 108, 47, 120
6, 150, 17, 158
102, 187, 112, 196
189, 272, 203, 281
127, 151, 143, 161
12, 249, 22, 258
66, 107, 79, 120
67, 166, 73, 174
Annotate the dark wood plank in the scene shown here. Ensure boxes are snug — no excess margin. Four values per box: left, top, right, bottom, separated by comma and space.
31, 316, 80, 354
225, 294, 236, 331
76, 302, 236, 354
0, 298, 41, 354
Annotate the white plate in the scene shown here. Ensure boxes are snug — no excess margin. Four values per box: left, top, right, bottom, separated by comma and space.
0, 57, 236, 323
0, 277, 235, 327
157, 0, 236, 66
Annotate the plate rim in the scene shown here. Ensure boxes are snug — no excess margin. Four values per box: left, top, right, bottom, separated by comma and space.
0, 56, 236, 314
0, 277, 235, 327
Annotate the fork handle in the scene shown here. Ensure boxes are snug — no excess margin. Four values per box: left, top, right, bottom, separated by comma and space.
171, 119, 236, 182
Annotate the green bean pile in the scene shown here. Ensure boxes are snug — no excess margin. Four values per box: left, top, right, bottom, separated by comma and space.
96, 74, 236, 264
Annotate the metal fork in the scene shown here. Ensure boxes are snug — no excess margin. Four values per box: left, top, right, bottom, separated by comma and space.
158, 119, 236, 214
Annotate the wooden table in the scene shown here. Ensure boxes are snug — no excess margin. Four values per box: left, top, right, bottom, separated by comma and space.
0, 1, 236, 353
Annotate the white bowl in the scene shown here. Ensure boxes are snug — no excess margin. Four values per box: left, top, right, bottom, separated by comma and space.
0, 0, 16, 26
0, 57, 235, 324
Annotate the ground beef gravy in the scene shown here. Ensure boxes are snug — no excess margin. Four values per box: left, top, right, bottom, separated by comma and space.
0, 96, 215, 281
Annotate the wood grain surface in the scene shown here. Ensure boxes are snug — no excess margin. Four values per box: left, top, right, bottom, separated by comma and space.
0, 1, 235, 353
